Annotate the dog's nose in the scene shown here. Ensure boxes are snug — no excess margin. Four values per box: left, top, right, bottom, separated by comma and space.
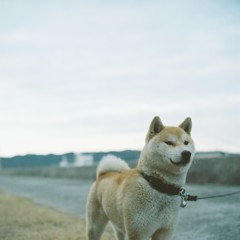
181, 151, 191, 164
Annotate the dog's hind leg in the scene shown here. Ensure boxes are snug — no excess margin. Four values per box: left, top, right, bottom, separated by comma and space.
87, 205, 108, 240
113, 228, 125, 240
87, 214, 108, 240
86, 186, 108, 240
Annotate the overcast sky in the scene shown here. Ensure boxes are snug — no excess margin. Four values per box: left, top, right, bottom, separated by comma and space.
0, 0, 240, 157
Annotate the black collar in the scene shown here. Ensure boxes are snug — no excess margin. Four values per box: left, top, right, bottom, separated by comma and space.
141, 172, 183, 196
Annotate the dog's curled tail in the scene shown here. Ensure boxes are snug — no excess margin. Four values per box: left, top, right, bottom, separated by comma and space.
96, 155, 130, 179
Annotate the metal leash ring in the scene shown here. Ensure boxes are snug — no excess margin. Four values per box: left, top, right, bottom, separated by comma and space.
179, 188, 188, 208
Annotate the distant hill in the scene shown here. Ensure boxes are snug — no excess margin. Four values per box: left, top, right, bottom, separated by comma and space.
0, 150, 239, 169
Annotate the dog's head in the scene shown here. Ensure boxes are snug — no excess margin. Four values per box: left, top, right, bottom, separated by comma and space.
140, 116, 195, 176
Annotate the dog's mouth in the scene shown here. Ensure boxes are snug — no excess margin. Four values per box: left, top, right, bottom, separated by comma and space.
170, 157, 191, 166
168, 151, 192, 166
170, 150, 192, 166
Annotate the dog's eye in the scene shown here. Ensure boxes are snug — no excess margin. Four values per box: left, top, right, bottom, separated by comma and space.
184, 141, 189, 145
165, 141, 174, 146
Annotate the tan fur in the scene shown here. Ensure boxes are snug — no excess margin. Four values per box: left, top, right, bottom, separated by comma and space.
86, 117, 195, 240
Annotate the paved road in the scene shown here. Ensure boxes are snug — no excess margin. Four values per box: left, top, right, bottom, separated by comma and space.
0, 175, 240, 240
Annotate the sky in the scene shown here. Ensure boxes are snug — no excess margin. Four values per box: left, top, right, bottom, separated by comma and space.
0, 0, 240, 157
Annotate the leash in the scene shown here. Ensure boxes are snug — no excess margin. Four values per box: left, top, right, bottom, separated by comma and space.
180, 188, 240, 208
140, 172, 240, 208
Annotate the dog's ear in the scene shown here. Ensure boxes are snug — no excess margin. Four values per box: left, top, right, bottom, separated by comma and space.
179, 117, 192, 135
146, 116, 164, 142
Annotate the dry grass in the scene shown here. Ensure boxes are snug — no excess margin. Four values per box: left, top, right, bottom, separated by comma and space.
0, 192, 113, 240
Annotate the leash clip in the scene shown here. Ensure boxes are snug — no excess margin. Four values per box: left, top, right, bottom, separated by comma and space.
179, 188, 188, 208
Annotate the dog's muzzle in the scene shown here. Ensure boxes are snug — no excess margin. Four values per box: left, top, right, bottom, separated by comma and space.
170, 151, 191, 165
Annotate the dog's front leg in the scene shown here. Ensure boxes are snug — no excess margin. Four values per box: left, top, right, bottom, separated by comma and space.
125, 227, 150, 240
152, 228, 174, 240
125, 234, 147, 240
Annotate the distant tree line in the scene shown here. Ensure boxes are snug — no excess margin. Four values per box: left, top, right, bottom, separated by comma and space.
0, 150, 140, 168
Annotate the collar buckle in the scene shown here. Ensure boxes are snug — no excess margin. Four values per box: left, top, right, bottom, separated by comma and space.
179, 188, 188, 208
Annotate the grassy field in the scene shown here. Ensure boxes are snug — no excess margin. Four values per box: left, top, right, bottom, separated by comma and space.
0, 192, 113, 240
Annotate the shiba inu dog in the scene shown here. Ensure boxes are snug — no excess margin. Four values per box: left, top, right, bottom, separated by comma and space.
86, 116, 195, 240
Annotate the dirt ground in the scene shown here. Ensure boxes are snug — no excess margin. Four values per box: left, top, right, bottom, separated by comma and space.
0, 175, 239, 239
